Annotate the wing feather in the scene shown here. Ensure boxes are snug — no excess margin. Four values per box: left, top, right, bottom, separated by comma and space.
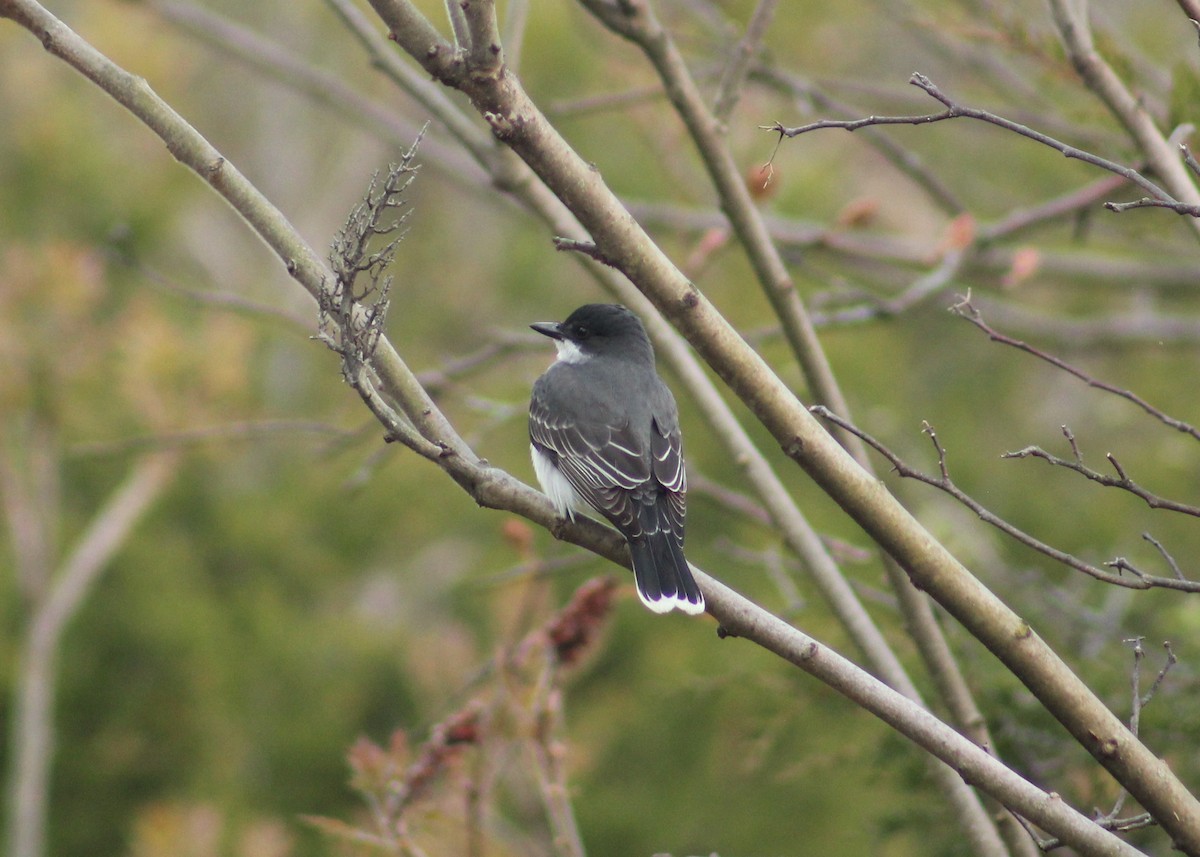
530, 369, 686, 544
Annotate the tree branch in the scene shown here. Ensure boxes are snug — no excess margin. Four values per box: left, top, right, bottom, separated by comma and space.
1047, 0, 1200, 238
575, 0, 867, 459
711, 0, 778, 127
5, 452, 177, 857
4, 0, 1194, 849
1003, 431, 1200, 519
362, 3, 1200, 849
951, 297, 1200, 442
768, 72, 1179, 210
811, 408, 1200, 594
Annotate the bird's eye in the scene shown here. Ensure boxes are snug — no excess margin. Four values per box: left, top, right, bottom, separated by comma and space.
574, 325, 590, 339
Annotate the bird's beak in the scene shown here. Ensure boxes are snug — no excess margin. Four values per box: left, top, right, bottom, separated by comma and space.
530, 321, 564, 340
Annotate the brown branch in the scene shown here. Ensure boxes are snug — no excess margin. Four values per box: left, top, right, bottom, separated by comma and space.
951, 297, 1200, 443
576, 0, 868, 462
1105, 197, 1200, 217
1183, 142, 1200, 179
366, 3, 1200, 849
1003, 429, 1200, 518
459, 0, 503, 77
1048, 0, 1200, 239
811, 407, 1200, 594
751, 66, 965, 216
309, 142, 1140, 857
768, 72, 1178, 209
568, 14, 1008, 841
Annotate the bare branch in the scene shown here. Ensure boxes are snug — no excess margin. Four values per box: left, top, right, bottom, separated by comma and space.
567, 19, 1010, 840
752, 66, 965, 216
951, 297, 1200, 442
768, 72, 1178, 209
1125, 637, 1177, 738
6, 452, 177, 857
1183, 142, 1200, 179
576, 0, 869, 462
811, 407, 1200, 594
362, 16, 998, 831
1106, 197, 1200, 216
711, 0, 778, 127
1002, 437, 1200, 518
1142, 533, 1186, 581
1047, 0, 1200, 238
366, 2, 1200, 846
8, 0, 1197, 848
552, 237, 616, 266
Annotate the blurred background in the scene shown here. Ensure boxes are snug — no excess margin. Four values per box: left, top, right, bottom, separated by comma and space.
2, 1, 1200, 855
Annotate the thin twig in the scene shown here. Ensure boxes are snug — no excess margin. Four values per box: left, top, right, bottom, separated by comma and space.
1106, 198, 1200, 216
767, 72, 1178, 207
1002, 428, 1200, 517
751, 66, 965, 215
815, 247, 966, 325
810, 407, 1200, 593
1183, 142, 1200, 178
951, 297, 1200, 442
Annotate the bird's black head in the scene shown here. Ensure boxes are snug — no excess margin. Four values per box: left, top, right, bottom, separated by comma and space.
531, 304, 653, 362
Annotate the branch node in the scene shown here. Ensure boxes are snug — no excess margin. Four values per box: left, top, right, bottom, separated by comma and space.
552, 237, 615, 267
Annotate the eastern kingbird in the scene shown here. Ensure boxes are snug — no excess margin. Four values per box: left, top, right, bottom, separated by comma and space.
529, 304, 704, 615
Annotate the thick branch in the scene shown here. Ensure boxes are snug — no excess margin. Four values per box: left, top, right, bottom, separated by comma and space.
2, 0, 1190, 849
1047, 0, 1200, 239
359, 2, 1200, 849
576, 0, 866, 460
344, 324, 1140, 857
812, 409, 1200, 594
564, 10, 1007, 847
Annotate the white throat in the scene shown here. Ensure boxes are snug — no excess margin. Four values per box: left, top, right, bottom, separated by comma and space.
554, 338, 591, 364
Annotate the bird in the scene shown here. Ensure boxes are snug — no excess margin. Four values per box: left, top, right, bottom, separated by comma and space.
528, 303, 704, 615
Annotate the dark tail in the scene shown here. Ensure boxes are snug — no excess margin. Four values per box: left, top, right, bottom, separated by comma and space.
627, 526, 704, 616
